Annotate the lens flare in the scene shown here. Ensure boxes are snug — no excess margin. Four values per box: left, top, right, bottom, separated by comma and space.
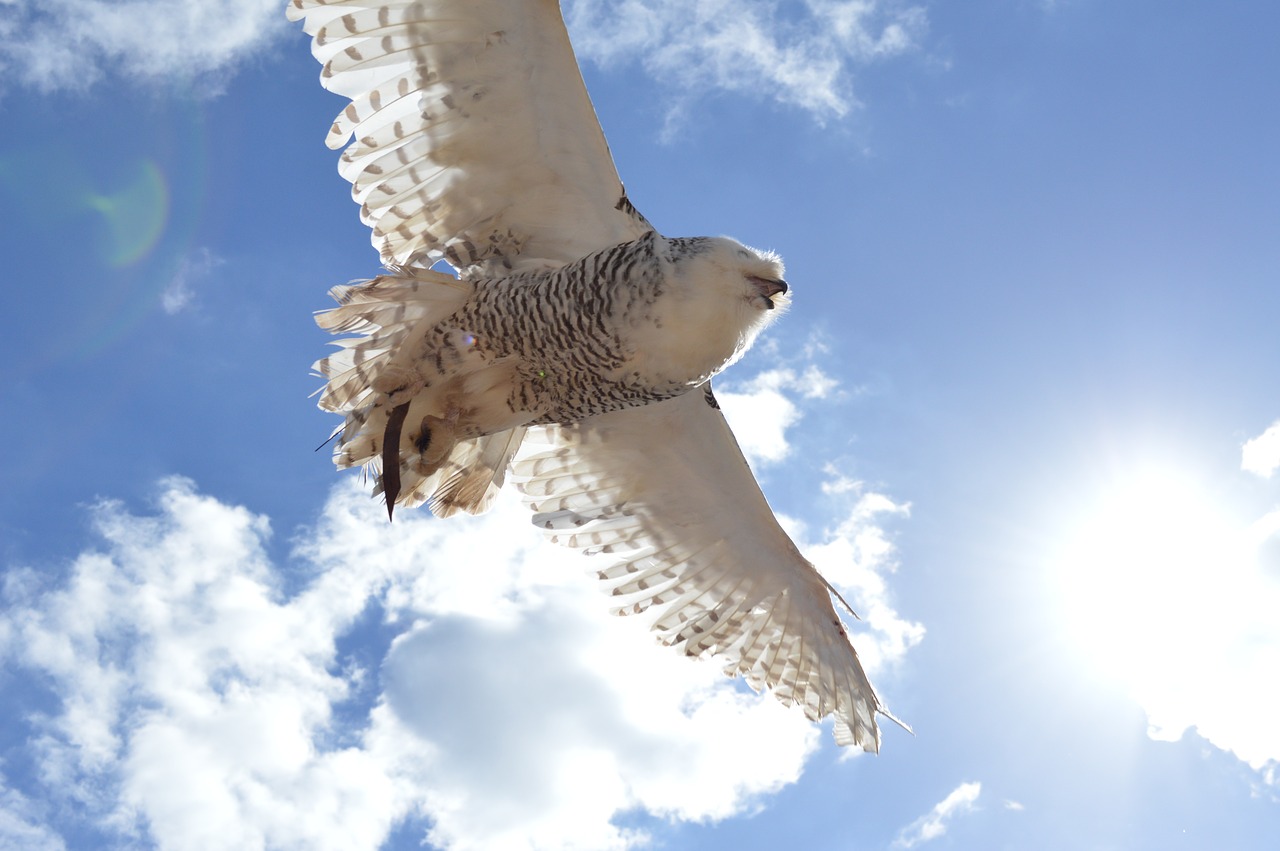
84, 159, 169, 266
4, 92, 210, 368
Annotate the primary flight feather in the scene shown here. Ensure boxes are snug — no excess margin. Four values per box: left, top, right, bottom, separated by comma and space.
289, 0, 899, 750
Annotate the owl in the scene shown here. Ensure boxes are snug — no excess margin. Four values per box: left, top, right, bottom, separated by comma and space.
289, 0, 901, 750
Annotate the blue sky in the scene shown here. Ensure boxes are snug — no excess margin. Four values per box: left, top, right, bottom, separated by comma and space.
2, 1, 1279, 848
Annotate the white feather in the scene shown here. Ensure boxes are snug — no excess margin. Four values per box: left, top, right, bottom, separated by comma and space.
513, 389, 897, 752
288, 0, 650, 273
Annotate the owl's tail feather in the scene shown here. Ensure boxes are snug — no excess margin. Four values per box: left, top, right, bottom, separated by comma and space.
313, 269, 472, 413
416, 426, 528, 518
314, 267, 528, 519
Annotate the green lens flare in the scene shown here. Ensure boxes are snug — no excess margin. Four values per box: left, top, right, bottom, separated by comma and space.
84, 160, 169, 266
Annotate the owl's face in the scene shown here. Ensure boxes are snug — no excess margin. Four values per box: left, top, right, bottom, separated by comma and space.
628, 236, 789, 387
690, 237, 790, 313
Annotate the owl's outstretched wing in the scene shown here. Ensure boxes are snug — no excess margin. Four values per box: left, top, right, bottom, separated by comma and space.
287, 0, 652, 274
513, 386, 898, 751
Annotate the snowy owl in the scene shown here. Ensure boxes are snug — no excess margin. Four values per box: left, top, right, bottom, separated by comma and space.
289, 0, 900, 750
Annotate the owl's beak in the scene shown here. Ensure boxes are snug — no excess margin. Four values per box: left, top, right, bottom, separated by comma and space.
749, 276, 789, 309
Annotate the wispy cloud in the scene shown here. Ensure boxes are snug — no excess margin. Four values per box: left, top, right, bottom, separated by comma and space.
892, 781, 982, 849
162, 247, 222, 315
0, 366, 916, 849
1242, 420, 1280, 478
0, 778, 67, 851
0, 0, 285, 92
564, 0, 926, 124
1, 0, 926, 124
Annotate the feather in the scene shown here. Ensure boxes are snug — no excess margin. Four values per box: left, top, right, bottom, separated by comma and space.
424, 426, 528, 517
311, 267, 470, 414
289, 0, 651, 273
513, 390, 897, 751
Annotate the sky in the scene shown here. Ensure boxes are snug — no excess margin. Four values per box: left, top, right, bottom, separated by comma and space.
1, 0, 1279, 849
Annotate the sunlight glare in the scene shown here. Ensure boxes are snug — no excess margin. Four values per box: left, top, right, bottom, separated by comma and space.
1055, 466, 1253, 738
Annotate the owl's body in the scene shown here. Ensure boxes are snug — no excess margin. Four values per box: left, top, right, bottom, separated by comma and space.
316, 232, 787, 516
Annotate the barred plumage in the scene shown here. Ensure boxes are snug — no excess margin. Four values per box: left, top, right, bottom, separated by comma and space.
314, 231, 788, 517
292, 0, 899, 751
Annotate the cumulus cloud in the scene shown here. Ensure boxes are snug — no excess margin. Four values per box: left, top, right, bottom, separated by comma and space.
717, 366, 837, 465
805, 481, 921, 677
1058, 468, 1280, 788
0, 372, 917, 850
564, 0, 926, 122
1, 480, 419, 851
0, 0, 286, 92
0, 479, 815, 850
1134, 506, 1280, 779
1242, 420, 1280, 478
721, 364, 921, 713
891, 781, 982, 849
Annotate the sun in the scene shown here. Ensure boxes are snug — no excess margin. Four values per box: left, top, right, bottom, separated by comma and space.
1053, 465, 1251, 736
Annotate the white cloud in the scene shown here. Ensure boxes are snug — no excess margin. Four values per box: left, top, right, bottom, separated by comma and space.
1242, 420, 1280, 478
162, 248, 221, 315
892, 781, 982, 849
717, 366, 839, 465
564, 0, 926, 123
1, 0, 925, 122
0, 478, 820, 850
312, 483, 823, 851
2, 479, 417, 850
1134, 507, 1280, 778
0, 778, 67, 851
1057, 468, 1280, 787
0, 367, 916, 849
0, 0, 286, 92
719, 364, 921, 726
805, 480, 921, 678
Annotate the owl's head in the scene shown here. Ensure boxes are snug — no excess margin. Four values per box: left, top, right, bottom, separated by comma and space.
637, 235, 790, 385
666, 236, 790, 314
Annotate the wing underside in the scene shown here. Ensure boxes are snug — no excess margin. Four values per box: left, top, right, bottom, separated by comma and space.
288, 0, 652, 273
513, 387, 891, 751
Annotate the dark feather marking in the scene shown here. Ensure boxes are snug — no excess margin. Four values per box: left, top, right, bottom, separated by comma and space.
414, 420, 432, 454
381, 402, 411, 521
703, 384, 720, 410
